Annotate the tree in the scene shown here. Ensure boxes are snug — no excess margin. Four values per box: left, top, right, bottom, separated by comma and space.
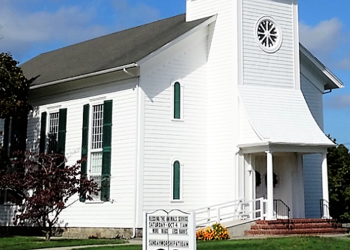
0, 152, 99, 240
0, 52, 37, 164
0, 52, 34, 119
327, 138, 350, 221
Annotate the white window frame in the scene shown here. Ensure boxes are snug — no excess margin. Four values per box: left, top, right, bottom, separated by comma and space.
47, 111, 59, 153
170, 80, 184, 121
170, 158, 184, 203
87, 100, 105, 202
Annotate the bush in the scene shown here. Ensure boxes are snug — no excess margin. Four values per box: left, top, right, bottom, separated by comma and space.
196, 223, 230, 241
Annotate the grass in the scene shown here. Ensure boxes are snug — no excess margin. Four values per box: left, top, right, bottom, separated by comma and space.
1, 236, 349, 250
77, 236, 350, 250
0, 236, 126, 250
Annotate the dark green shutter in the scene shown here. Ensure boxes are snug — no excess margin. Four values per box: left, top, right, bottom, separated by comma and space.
81, 105, 89, 174
40, 112, 47, 153
80, 104, 89, 202
57, 108, 67, 155
174, 82, 181, 119
101, 100, 113, 201
173, 161, 180, 200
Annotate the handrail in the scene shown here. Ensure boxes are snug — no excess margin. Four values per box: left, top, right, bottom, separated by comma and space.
194, 198, 266, 227
194, 198, 245, 212
273, 199, 290, 219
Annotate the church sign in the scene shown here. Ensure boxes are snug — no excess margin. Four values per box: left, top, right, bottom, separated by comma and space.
143, 209, 196, 250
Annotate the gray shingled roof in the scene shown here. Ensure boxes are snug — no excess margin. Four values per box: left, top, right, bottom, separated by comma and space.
21, 14, 211, 86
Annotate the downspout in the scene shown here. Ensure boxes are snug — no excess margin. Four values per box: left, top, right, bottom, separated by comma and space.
132, 75, 141, 238
323, 89, 332, 94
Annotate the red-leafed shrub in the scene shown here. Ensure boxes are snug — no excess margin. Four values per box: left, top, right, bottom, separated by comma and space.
0, 151, 99, 240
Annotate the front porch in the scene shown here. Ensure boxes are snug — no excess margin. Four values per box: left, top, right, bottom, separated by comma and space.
239, 143, 331, 220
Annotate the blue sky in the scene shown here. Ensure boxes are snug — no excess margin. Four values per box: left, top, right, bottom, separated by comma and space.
0, 0, 349, 144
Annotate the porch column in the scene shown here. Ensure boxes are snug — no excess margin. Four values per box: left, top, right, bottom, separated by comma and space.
321, 153, 330, 218
266, 151, 274, 220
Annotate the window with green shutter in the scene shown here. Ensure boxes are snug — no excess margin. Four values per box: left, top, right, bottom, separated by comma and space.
40, 109, 67, 155
80, 100, 112, 202
174, 82, 181, 119
173, 160, 181, 200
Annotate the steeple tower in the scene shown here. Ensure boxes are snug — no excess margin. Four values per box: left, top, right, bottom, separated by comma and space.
186, 0, 300, 89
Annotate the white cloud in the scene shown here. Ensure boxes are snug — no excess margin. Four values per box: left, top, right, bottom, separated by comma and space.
0, 0, 161, 62
299, 18, 343, 57
299, 17, 350, 73
0, 2, 109, 61
337, 55, 350, 70
325, 94, 350, 110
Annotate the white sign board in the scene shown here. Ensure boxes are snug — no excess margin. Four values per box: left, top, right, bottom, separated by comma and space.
143, 209, 196, 250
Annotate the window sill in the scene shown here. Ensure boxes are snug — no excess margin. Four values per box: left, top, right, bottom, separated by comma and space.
171, 119, 184, 122
170, 200, 184, 203
84, 200, 105, 204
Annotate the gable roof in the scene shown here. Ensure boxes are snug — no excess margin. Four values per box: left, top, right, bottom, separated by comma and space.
21, 14, 211, 87
299, 44, 344, 90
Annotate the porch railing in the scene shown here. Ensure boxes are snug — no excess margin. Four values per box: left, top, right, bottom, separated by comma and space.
273, 199, 290, 219
194, 198, 266, 227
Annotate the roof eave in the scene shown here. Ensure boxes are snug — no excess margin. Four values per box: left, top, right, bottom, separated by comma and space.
30, 63, 139, 90
238, 141, 335, 154
300, 43, 344, 90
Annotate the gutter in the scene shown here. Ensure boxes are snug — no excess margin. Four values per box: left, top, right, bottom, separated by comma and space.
30, 63, 138, 89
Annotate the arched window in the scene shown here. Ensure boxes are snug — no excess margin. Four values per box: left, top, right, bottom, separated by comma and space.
173, 82, 181, 119
173, 160, 181, 200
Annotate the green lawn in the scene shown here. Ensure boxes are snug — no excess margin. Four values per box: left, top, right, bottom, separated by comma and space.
1, 236, 349, 250
0, 236, 126, 250
78, 236, 350, 250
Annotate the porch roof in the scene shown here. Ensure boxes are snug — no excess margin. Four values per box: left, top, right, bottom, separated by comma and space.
238, 85, 334, 154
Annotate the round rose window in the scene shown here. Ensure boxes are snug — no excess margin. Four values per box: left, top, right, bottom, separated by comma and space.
255, 17, 282, 53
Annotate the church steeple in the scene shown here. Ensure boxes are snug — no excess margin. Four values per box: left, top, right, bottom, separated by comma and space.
186, 0, 300, 89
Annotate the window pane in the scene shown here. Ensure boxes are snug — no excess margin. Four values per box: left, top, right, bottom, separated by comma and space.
48, 112, 59, 153
90, 152, 103, 200
174, 82, 181, 119
173, 161, 180, 200
92, 104, 103, 149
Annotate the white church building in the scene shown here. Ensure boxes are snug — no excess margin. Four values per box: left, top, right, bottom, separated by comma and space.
0, 0, 343, 237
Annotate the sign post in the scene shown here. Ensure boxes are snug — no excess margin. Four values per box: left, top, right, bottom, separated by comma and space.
143, 209, 196, 250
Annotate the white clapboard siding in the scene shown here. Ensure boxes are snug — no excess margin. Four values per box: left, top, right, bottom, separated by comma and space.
140, 27, 209, 213
0, 206, 16, 227
24, 78, 138, 228
239, 101, 262, 144
188, 0, 242, 205
301, 75, 323, 127
242, 0, 295, 88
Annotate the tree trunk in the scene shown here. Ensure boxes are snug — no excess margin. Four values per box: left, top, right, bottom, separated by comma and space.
45, 230, 51, 241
